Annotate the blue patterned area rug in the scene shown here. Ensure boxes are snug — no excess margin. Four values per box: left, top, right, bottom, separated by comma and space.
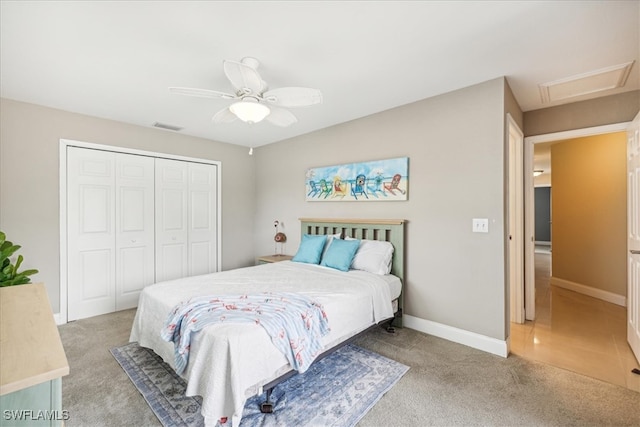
111, 342, 409, 427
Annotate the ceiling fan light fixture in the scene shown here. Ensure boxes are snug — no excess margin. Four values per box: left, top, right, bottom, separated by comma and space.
229, 99, 270, 123
171, 57, 320, 127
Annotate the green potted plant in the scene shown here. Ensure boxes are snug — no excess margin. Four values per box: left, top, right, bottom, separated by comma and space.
0, 231, 38, 286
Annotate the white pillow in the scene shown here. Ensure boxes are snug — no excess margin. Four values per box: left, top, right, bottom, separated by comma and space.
345, 237, 394, 275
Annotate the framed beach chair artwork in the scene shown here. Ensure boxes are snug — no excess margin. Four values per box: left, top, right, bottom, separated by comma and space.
305, 157, 408, 202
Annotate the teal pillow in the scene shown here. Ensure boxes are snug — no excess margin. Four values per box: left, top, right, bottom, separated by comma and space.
320, 238, 361, 271
292, 234, 327, 264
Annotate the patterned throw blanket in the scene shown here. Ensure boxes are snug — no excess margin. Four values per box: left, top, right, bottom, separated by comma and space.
161, 292, 330, 375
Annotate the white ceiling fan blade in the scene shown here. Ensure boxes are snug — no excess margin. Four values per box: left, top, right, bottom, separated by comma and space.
263, 87, 323, 107
265, 107, 297, 127
169, 87, 236, 99
223, 59, 267, 95
212, 107, 238, 124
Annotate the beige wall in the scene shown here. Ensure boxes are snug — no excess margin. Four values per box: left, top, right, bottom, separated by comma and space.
504, 79, 524, 131
0, 98, 256, 313
253, 77, 511, 340
524, 91, 640, 137
551, 133, 627, 296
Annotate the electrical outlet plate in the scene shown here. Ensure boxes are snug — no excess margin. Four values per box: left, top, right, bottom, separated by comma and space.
472, 218, 489, 233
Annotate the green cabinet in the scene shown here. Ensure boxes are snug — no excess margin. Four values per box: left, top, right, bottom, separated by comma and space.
0, 379, 65, 426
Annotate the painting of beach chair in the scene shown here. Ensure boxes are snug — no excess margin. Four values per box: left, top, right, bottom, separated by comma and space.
383, 174, 406, 195
305, 156, 407, 202
307, 180, 320, 197
318, 179, 332, 198
367, 173, 387, 198
332, 176, 348, 199
350, 174, 369, 200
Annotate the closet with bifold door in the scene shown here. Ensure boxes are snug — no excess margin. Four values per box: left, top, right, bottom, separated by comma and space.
66, 145, 219, 321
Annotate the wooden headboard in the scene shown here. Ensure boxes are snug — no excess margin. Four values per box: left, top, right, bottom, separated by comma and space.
298, 218, 405, 282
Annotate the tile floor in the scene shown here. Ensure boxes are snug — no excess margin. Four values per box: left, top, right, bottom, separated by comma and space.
510, 249, 640, 392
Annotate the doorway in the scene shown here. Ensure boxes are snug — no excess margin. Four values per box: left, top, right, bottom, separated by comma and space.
524, 123, 630, 314
515, 122, 638, 390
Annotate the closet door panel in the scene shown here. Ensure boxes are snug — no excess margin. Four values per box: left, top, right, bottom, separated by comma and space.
158, 243, 187, 281
78, 250, 111, 299
67, 147, 116, 321
155, 158, 188, 282
115, 153, 155, 310
188, 163, 218, 276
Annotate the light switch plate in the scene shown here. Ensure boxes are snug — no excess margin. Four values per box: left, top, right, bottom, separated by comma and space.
472, 218, 489, 233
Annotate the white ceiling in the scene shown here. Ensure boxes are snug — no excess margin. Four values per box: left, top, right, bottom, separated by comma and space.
1, 1, 638, 148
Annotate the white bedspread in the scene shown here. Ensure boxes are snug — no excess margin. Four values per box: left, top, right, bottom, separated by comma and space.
130, 260, 394, 426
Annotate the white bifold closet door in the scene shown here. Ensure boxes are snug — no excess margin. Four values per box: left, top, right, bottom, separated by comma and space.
68, 148, 218, 321
155, 158, 218, 282
67, 147, 154, 321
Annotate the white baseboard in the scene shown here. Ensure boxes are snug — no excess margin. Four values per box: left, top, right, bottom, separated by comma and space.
550, 276, 626, 307
404, 314, 508, 358
54, 312, 66, 325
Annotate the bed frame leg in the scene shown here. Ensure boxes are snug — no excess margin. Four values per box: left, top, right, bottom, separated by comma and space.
260, 388, 274, 413
380, 318, 395, 333
390, 308, 403, 330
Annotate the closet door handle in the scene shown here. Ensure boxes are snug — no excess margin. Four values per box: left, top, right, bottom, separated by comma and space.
631, 250, 640, 255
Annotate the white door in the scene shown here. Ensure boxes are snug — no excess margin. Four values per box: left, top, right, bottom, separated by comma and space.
508, 114, 525, 323
67, 147, 116, 321
188, 162, 218, 276
155, 158, 189, 282
627, 111, 640, 363
115, 153, 155, 310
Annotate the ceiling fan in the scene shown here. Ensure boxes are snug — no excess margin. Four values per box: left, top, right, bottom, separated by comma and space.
169, 57, 322, 127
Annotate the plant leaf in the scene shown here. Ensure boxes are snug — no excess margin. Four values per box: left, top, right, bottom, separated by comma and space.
0, 244, 20, 261
19, 269, 38, 277
0, 232, 38, 286
14, 254, 23, 272
2, 264, 14, 276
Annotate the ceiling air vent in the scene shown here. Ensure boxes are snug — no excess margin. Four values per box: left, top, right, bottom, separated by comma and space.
539, 61, 635, 104
152, 122, 183, 132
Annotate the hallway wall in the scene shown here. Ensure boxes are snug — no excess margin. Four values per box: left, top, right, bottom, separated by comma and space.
550, 132, 627, 298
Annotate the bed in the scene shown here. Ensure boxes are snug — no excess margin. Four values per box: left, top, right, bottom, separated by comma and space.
130, 218, 405, 426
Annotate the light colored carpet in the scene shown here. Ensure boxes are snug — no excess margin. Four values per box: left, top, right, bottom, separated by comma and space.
59, 309, 640, 426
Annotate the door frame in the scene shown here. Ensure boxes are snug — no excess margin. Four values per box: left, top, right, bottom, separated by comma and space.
523, 121, 631, 322
627, 111, 640, 363
58, 138, 222, 324
507, 114, 525, 324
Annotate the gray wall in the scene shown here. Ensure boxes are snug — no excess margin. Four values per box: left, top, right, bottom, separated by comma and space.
524, 90, 640, 137
535, 187, 551, 242
253, 77, 511, 341
0, 98, 256, 313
